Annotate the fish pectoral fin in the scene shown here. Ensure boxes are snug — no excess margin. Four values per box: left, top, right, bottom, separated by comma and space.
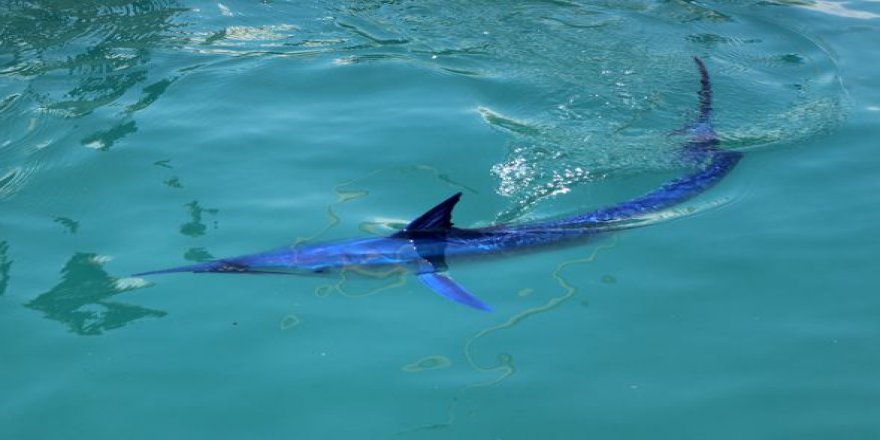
417, 272, 493, 312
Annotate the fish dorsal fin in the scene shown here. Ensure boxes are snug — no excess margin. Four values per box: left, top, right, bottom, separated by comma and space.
392, 192, 462, 271
399, 192, 462, 234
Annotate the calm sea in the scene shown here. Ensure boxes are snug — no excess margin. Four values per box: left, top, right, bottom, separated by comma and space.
1, 1, 878, 438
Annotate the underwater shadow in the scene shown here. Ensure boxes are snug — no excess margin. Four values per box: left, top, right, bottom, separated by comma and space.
26, 252, 165, 336
0, 241, 10, 296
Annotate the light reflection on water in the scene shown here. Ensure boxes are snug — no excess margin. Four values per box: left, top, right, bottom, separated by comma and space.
0, 0, 844, 202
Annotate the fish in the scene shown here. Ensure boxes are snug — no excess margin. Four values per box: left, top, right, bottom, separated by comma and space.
135, 57, 742, 311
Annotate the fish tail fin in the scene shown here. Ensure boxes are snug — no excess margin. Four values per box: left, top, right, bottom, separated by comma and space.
694, 56, 713, 127
685, 56, 717, 142
678, 56, 721, 162
669, 56, 716, 143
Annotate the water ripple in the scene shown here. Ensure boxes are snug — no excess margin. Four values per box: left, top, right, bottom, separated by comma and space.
0, 0, 846, 215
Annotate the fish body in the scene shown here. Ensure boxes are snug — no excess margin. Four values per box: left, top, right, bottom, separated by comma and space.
136, 57, 741, 311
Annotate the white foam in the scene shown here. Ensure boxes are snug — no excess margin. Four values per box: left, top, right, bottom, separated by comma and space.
218, 3, 233, 17
795, 1, 880, 19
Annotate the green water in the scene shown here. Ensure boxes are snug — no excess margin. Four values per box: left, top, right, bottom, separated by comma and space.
1, 1, 878, 438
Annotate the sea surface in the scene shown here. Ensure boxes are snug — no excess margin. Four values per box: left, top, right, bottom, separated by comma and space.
1, 1, 878, 438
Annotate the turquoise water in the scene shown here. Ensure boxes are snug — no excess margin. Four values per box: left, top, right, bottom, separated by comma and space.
2, 0, 878, 438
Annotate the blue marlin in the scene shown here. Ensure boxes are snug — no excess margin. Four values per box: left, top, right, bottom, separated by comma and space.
135, 57, 741, 311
